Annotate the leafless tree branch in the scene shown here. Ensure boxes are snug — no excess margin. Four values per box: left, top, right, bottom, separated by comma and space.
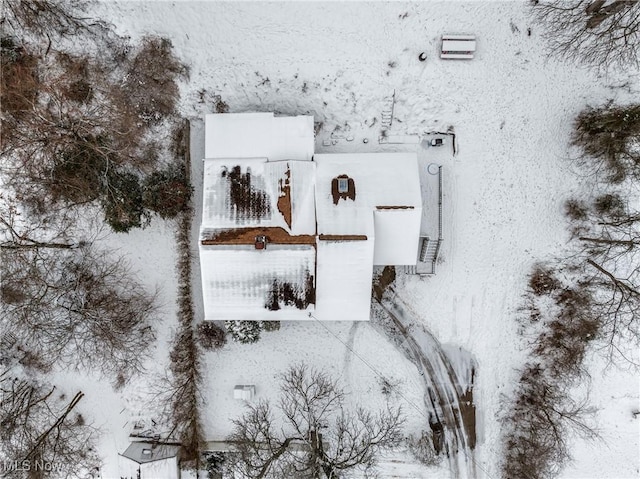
0, 370, 100, 478
227, 363, 404, 479
534, 0, 640, 68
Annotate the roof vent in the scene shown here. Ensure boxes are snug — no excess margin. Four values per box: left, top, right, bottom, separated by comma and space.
141, 448, 152, 456
255, 235, 267, 250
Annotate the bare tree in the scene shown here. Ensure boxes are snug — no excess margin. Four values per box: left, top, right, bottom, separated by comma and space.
563, 192, 640, 365
571, 102, 640, 183
0, 368, 100, 478
503, 261, 603, 479
585, 257, 640, 365
227, 364, 404, 479
0, 203, 157, 384
2, 0, 96, 43
534, 0, 640, 68
503, 363, 597, 479
562, 102, 640, 365
0, 194, 96, 250
2, 8, 189, 230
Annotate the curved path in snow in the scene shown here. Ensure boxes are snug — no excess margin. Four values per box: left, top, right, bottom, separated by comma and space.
373, 289, 477, 479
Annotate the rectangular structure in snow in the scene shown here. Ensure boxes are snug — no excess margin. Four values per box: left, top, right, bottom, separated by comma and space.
441, 34, 476, 59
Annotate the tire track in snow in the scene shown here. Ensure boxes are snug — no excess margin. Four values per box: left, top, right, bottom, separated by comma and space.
372, 289, 477, 479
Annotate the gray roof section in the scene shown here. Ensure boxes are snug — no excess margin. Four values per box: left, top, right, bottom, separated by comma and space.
121, 442, 180, 464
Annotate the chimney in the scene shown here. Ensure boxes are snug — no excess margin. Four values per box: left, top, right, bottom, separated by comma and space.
255, 235, 267, 250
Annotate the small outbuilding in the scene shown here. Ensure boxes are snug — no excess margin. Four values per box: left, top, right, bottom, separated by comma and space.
119, 441, 181, 479
440, 34, 476, 59
234, 385, 256, 400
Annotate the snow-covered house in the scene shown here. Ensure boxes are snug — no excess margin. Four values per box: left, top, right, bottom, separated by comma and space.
199, 113, 422, 322
118, 442, 181, 479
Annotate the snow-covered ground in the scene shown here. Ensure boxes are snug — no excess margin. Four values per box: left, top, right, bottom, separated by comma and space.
80, 1, 640, 478
49, 217, 181, 478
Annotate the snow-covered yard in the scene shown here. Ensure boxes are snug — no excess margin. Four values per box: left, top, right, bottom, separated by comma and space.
50, 1, 640, 478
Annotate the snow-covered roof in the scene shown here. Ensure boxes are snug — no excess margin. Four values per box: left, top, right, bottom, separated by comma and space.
201, 158, 316, 235
199, 115, 423, 322
442, 39, 476, 53
287, 160, 317, 235
314, 238, 374, 321
373, 208, 422, 265
314, 153, 422, 265
205, 112, 314, 161
200, 244, 316, 321
119, 442, 180, 479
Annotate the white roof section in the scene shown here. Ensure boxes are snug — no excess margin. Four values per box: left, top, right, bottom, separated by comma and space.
314, 153, 422, 264
205, 112, 314, 161
201, 158, 316, 234
118, 457, 180, 479
288, 160, 317, 235
373, 209, 422, 265
314, 239, 374, 321
199, 245, 316, 321
442, 39, 476, 52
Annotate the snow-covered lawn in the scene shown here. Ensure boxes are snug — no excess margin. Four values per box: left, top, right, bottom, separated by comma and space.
50, 218, 181, 478
78, 1, 640, 478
